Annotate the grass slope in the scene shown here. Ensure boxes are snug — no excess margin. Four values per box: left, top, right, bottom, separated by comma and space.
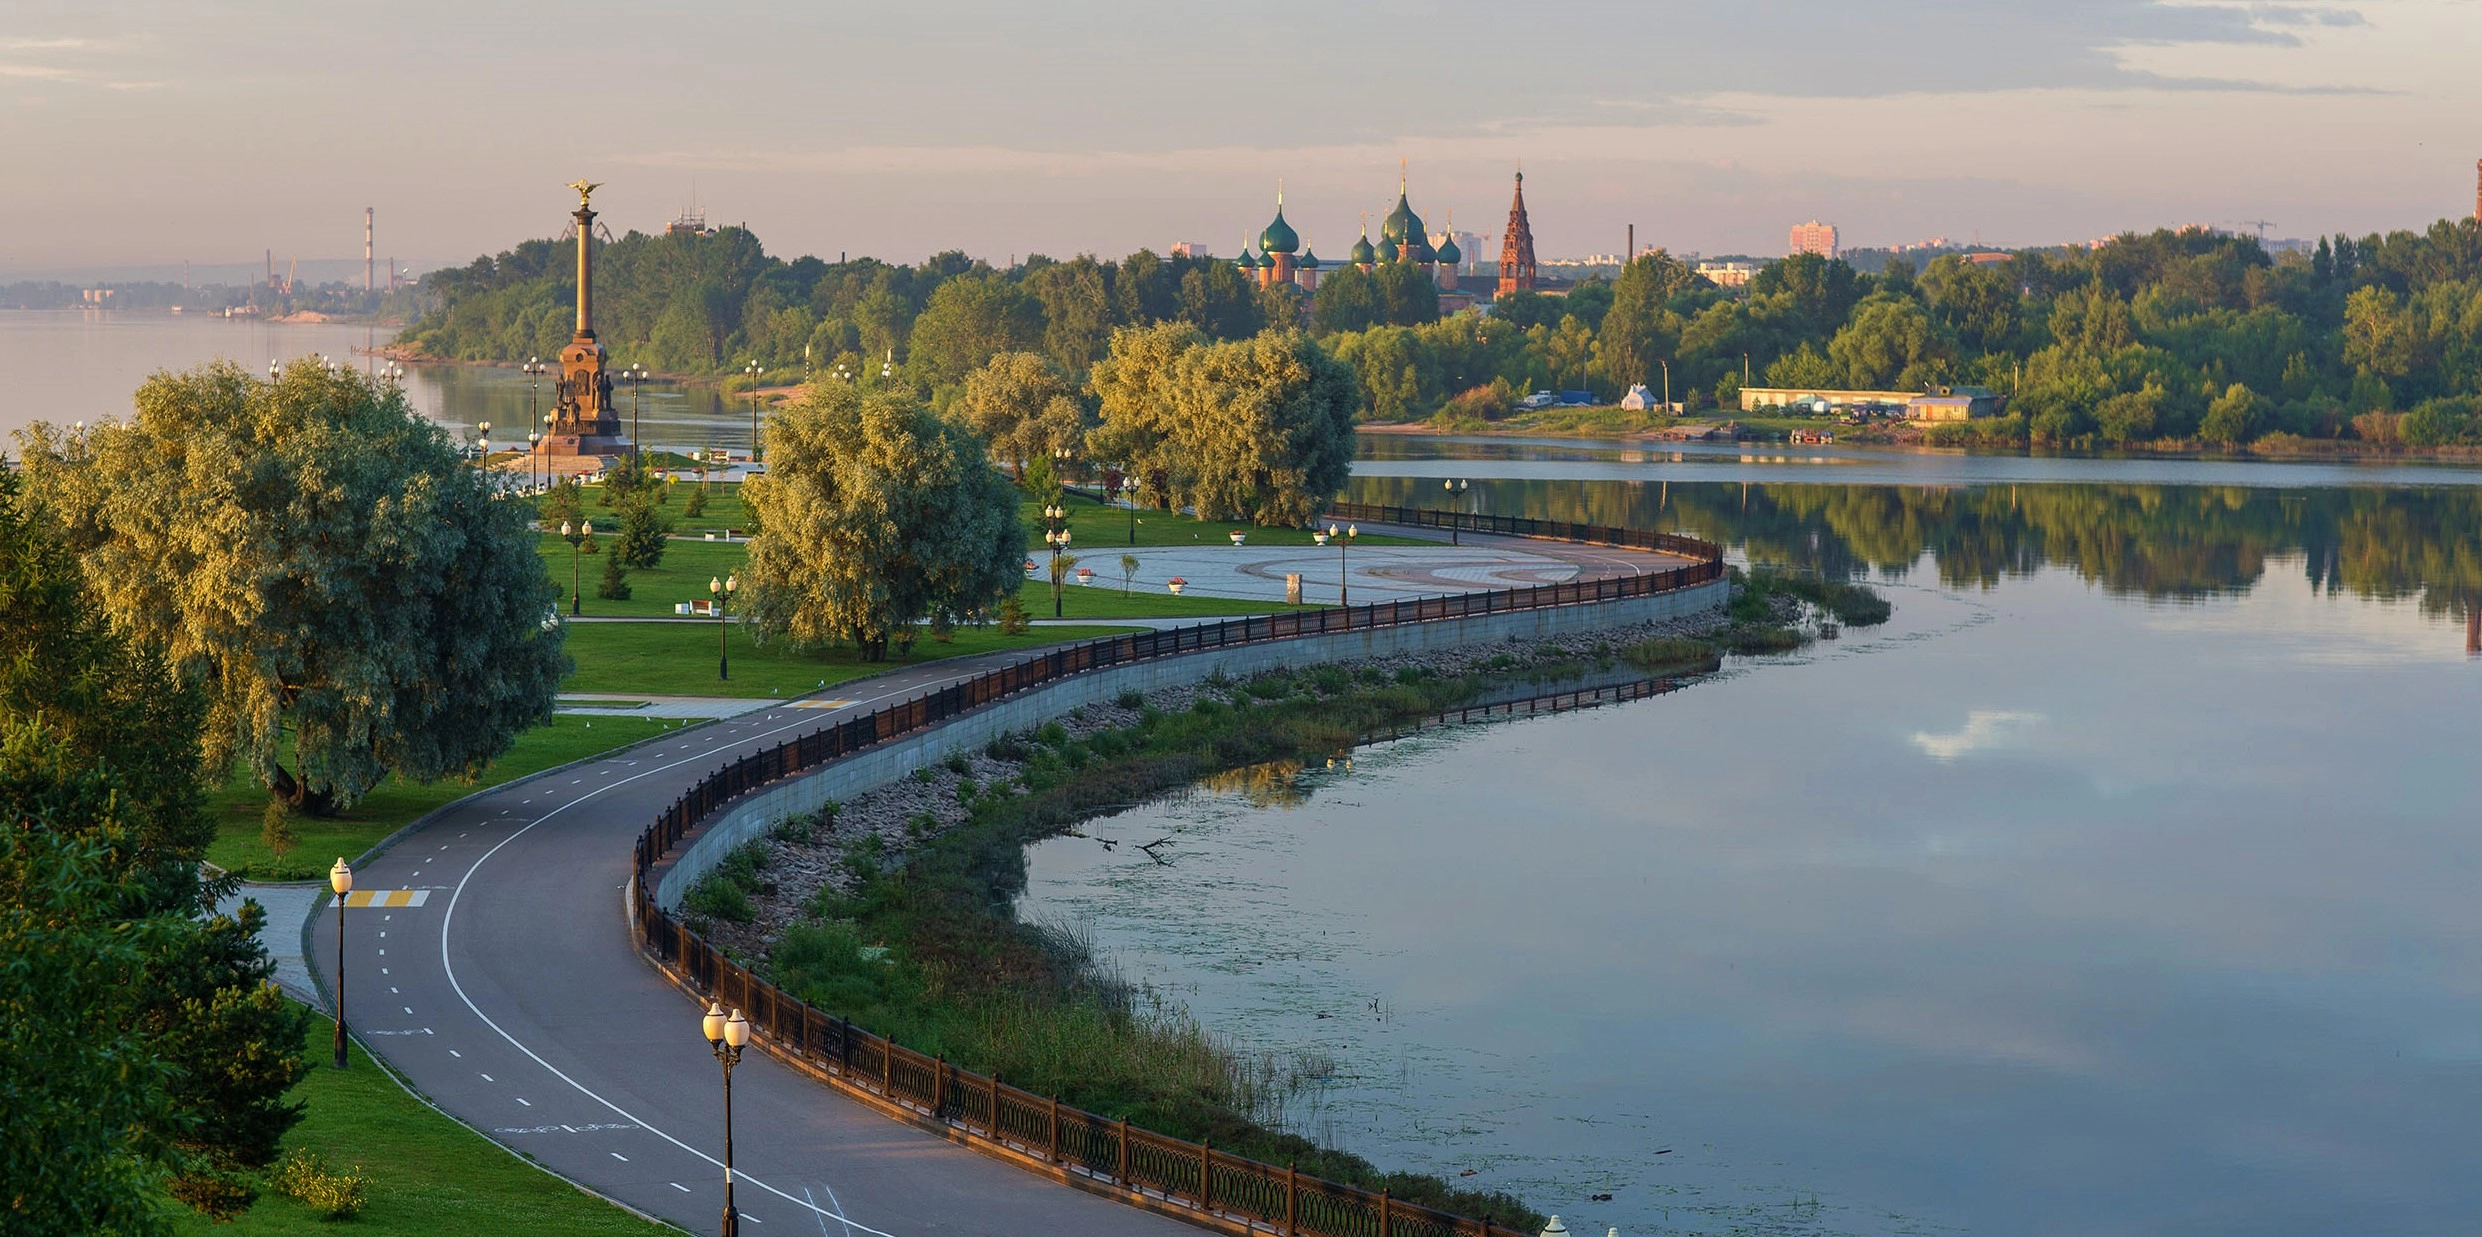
557, 621, 1138, 699
167, 1018, 678, 1235
206, 715, 684, 880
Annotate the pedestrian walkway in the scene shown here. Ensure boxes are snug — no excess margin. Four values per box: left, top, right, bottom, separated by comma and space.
555, 692, 772, 718
214, 881, 325, 1008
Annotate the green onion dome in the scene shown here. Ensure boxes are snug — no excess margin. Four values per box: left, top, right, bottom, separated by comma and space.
1406, 230, 1436, 264
1236, 247, 1260, 270
1298, 249, 1321, 270
1349, 231, 1377, 266
1259, 203, 1299, 255
1433, 231, 1461, 266
1381, 190, 1424, 249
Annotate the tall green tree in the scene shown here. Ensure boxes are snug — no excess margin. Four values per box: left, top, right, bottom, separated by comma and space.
902, 275, 1045, 399
1092, 325, 1357, 525
741, 384, 1023, 659
957, 351, 1088, 479
0, 465, 308, 1228
18, 362, 569, 815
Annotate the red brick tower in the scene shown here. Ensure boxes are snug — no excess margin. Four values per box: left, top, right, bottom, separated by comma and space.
2474, 159, 2481, 221
1496, 171, 1536, 296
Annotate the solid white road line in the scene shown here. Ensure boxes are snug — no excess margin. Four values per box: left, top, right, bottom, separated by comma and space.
437, 685, 937, 1237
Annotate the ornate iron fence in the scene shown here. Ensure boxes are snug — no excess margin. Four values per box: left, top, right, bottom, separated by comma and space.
629, 511, 1723, 1236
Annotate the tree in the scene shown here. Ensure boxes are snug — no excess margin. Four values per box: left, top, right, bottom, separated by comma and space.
2342, 285, 2416, 378
605, 456, 673, 568
958, 352, 1087, 479
1595, 255, 1697, 392
2199, 382, 2261, 444
1827, 295, 1952, 389
1310, 264, 1381, 335
741, 383, 1023, 659
0, 465, 308, 1226
1093, 326, 1357, 526
903, 275, 1044, 399
1372, 260, 1441, 327
18, 361, 570, 815
1120, 552, 1140, 596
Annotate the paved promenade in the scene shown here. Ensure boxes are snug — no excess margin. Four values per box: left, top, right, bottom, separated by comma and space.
256, 524, 1695, 1234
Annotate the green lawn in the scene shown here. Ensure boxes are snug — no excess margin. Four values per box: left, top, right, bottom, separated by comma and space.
1023, 486, 1424, 549
205, 715, 684, 881
539, 535, 753, 619
557, 620, 1138, 699
169, 1018, 679, 1236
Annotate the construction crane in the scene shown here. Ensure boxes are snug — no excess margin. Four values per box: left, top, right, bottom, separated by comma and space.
2230, 219, 2277, 244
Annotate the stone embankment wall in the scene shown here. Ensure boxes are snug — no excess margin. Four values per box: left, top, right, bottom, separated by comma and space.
654, 577, 1723, 908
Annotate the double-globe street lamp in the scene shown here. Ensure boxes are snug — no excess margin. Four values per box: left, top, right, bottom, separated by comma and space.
562, 520, 593, 616
328, 858, 353, 1069
1326, 522, 1359, 607
1444, 477, 1469, 545
702, 1002, 753, 1236
710, 573, 738, 680
1042, 505, 1073, 617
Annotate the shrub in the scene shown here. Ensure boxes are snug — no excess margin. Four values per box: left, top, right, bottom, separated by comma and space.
997, 595, 1031, 635
270, 1148, 369, 1220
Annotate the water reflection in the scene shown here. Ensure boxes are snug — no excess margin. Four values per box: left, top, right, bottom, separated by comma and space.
1350, 477, 2482, 634
1022, 484, 2482, 1237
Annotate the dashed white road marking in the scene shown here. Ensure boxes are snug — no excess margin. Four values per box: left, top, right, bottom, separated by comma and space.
670, 1182, 692, 1193
448, 1049, 461, 1058
437, 691, 914, 1236
516, 1098, 531, 1107
611, 1152, 629, 1161
480, 1073, 494, 1082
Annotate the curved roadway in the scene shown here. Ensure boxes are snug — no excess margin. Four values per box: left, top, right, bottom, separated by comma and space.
314, 529, 1695, 1235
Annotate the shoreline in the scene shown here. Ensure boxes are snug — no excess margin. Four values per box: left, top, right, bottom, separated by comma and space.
1357, 417, 2482, 463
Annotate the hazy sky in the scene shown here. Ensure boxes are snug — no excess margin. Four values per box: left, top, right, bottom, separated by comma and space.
3, 0, 2477, 278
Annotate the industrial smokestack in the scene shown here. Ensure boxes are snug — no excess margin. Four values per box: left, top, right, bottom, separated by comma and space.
1627, 224, 1634, 265
365, 207, 375, 293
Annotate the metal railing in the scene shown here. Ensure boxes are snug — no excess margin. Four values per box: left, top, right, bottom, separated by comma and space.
1325, 500, 1713, 559
628, 511, 1723, 1237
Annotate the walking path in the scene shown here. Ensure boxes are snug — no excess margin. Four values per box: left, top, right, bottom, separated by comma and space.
242, 524, 1696, 1235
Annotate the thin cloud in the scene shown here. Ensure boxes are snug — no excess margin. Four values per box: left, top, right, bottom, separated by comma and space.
1913, 712, 2046, 762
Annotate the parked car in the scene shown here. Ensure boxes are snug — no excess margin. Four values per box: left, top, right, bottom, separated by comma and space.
1520, 391, 1558, 410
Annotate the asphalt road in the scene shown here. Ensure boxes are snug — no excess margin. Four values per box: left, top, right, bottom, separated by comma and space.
311, 529, 1696, 1236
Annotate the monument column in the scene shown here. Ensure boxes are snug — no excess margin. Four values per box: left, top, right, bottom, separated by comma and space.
537, 181, 627, 461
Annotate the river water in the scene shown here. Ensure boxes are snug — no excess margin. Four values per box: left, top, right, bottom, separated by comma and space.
13, 312, 2478, 1236
0, 309, 757, 455
1020, 467, 2482, 1237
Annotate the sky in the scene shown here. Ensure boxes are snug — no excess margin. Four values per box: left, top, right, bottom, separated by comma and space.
2, 0, 2477, 279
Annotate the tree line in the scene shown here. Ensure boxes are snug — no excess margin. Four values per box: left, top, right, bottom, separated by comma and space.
409, 215, 2482, 450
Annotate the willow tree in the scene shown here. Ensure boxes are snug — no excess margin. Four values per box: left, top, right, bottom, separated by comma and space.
741, 383, 1022, 660
17, 361, 569, 814
1091, 323, 1358, 526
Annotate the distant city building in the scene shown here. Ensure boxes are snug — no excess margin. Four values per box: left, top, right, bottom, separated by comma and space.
1697, 260, 1758, 288
1789, 221, 1839, 258
665, 207, 714, 237
1169, 241, 1208, 259
1963, 252, 2012, 266
1498, 172, 1538, 295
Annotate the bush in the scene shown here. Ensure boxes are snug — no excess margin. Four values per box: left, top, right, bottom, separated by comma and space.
684, 486, 709, 517
269, 1148, 369, 1220
997, 595, 1031, 635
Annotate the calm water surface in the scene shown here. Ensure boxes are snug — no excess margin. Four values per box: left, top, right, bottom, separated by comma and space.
0, 310, 757, 454
1020, 480, 2482, 1237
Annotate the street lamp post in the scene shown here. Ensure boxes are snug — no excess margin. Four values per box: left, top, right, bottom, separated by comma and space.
1326, 522, 1358, 607
476, 420, 491, 468
563, 520, 592, 616
743, 360, 765, 464
624, 363, 650, 465
710, 573, 737, 680
328, 858, 353, 1069
529, 432, 541, 490
1043, 504, 1072, 617
525, 354, 546, 437
702, 1002, 752, 1237
1444, 478, 1468, 545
